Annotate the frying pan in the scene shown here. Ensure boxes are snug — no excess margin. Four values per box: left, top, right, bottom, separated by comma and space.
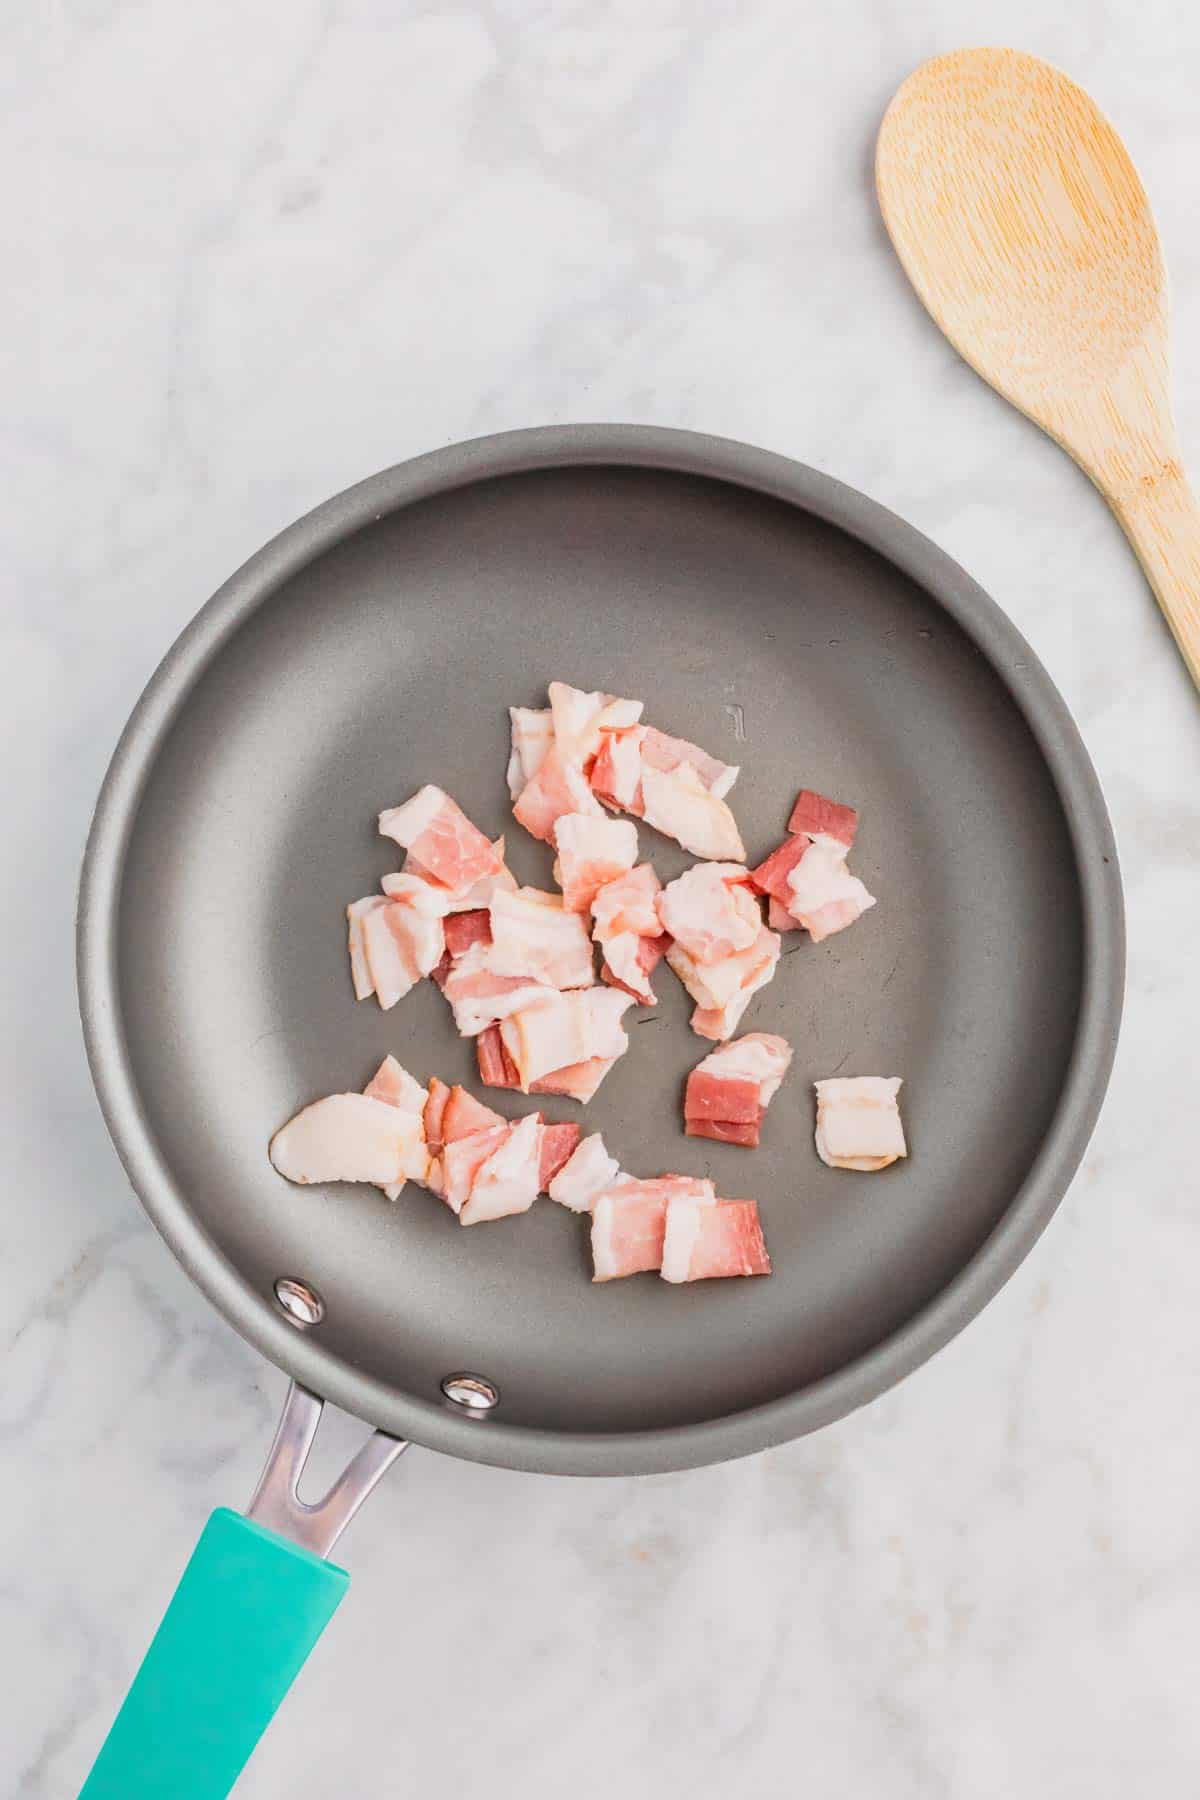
76, 424, 1123, 1796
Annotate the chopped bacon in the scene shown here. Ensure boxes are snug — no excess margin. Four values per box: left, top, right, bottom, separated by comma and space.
787, 789, 858, 849
442, 1084, 505, 1144
513, 746, 603, 843
785, 840, 875, 942
538, 1121, 583, 1191
552, 813, 639, 913
364, 1055, 428, 1112
600, 930, 670, 1004
640, 761, 745, 861
660, 1198, 771, 1282
507, 707, 554, 800
423, 1077, 452, 1155
443, 908, 492, 959
667, 922, 781, 1023
657, 862, 760, 964
590, 726, 647, 812
815, 1076, 906, 1171
686, 1071, 762, 1125
378, 786, 503, 892
488, 887, 595, 989
476, 1023, 521, 1089
460, 1113, 543, 1226
395, 837, 515, 913
441, 1124, 511, 1215
440, 946, 553, 1037
530, 1057, 616, 1103
591, 863, 661, 938
684, 1033, 793, 1147
347, 896, 387, 1000
500, 988, 633, 1091
547, 1133, 620, 1213
590, 1176, 716, 1280
360, 903, 423, 1010
363, 1056, 430, 1199
547, 681, 643, 769
749, 834, 810, 904
766, 895, 800, 933
269, 1093, 430, 1188
640, 726, 738, 800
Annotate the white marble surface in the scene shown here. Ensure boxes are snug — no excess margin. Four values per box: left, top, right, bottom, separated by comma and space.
6, 3, 1200, 1793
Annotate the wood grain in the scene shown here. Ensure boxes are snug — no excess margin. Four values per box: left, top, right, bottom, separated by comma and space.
877, 47, 1200, 692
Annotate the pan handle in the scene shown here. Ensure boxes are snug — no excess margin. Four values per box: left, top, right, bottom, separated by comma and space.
78, 1385, 407, 1799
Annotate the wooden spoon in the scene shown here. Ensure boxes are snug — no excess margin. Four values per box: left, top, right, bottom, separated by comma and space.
877, 47, 1200, 691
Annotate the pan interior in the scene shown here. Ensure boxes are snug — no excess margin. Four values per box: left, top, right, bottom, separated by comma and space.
116, 464, 1083, 1437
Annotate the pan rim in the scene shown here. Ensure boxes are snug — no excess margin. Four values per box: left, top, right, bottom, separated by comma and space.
76, 423, 1124, 1476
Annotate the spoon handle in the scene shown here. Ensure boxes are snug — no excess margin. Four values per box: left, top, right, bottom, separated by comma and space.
1098, 453, 1200, 693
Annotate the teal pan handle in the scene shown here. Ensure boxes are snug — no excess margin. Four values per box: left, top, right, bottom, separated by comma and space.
79, 1508, 348, 1800
78, 1383, 409, 1799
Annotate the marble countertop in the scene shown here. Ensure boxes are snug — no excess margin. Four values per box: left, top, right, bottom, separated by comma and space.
7, 4, 1200, 1794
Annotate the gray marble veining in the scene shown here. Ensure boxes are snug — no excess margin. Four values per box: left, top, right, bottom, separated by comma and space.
5, 2, 1200, 1793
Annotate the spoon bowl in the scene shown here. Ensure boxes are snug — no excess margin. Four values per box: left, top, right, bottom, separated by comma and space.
878, 47, 1200, 691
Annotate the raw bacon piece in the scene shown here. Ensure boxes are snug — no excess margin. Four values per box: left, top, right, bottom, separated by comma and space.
347, 896, 387, 1000
687, 1118, 760, 1147
443, 909, 492, 959
507, 708, 554, 800
660, 1198, 771, 1282
814, 1077, 907, 1171
787, 789, 859, 849
530, 1057, 616, 1104
547, 1133, 620, 1213
395, 838, 515, 913
785, 840, 876, 943
488, 888, 595, 990
513, 747, 603, 843
591, 1189, 667, 1281
442, 1084, 505, 1144
590, 1176, 715, 1280
440, 944, 555, 1036
641, 761, 745, 861
538, 1121, 583, 1192
600, 930, 670, 1005
767, 896, 800, 933
441, 1124, 510, 1215
379, 786, 502, 892
500, 989, 633, 1091
684, 1033, 793, 1148
423, 1077, 452, 1155
590, 863, 662, 939
667, 923, 781, 1014
749, 834, 811, 905
363, 1055, 430, 1200
657, 862, 760, 964
361, 903, 423, 1010
372, 873, 450, 972
461, 1113, 543, 1226
476, 1023, 521, 1089
269, 1094, 429, 1188
364, 1055, 429, 1116
590, 726, 647, 812
676, 926, 781, 1041
474, 1023, 618, 1103
547, 681, 643, 769
686, 1071, 762, 1126
552, 813, 639, 913
640, 726, 739, 800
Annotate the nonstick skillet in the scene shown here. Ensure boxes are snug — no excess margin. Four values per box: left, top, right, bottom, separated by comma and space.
76, 425, 1123, 1796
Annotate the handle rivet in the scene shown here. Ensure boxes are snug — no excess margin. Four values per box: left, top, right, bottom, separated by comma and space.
273, 1277, 325, 1328
441, 1373, 500, 1413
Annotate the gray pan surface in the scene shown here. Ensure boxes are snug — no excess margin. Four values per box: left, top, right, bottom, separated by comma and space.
78, 426, 1123, 1476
